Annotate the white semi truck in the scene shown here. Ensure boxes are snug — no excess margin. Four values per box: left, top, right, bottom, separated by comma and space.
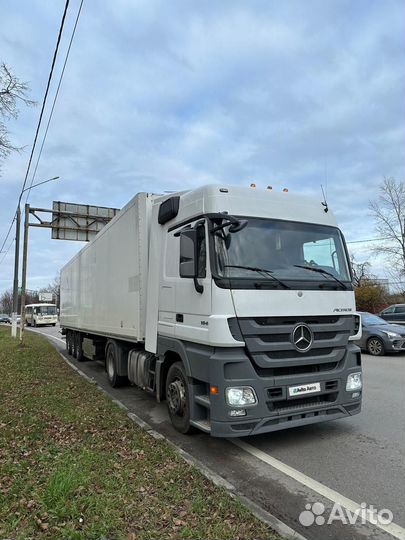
60, 184, 362, 437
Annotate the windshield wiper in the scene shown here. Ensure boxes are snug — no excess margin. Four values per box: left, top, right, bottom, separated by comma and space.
223, 265, 290, 289
293, 265, 348, 290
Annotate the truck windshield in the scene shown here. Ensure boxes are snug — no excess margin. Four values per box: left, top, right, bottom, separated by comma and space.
213, 218, 351, 288
39, 306, 57, 315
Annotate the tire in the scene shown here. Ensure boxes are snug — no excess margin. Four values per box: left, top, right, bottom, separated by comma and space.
105, 341, 127, 387
165, 362, 196, 435
75, 332, 85, 362
367, 337, 385, 356
52, 323, 56, 327
66, 331, 73, 356
72, 331, 78, 358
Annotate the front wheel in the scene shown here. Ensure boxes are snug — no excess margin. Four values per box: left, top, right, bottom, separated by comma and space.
165, 362, 196, 434
367, 337, 385, 356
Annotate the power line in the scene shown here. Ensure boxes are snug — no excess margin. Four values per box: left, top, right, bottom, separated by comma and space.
25, 0, 84, 203
0, 236, 15, 267
0, 216, 15, 256
346, 237, 390, 244
20, 0, 70, 196
0, 0, 70, 262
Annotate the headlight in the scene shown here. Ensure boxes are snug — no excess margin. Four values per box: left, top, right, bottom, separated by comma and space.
383, 331, 401, 339
346, 372, 362, 391
225, 386, 257, 406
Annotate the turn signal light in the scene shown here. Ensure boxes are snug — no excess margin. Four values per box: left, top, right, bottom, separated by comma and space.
210, 385, 219, 395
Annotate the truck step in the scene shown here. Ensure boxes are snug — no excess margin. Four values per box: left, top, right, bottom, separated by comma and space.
191, 419, 211, 432
195, 394, 210, 408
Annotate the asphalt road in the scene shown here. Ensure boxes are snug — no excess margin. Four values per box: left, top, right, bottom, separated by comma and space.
26, 324, 405, 540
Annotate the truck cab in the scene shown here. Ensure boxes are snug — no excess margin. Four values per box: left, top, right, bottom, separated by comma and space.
149, 185, 362, 436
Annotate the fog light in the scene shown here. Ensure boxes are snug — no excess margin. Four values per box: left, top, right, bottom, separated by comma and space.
229, 409, 247, 417
225, 386, 257, 406
346, 372, 362, 391
352, 392, 360, 398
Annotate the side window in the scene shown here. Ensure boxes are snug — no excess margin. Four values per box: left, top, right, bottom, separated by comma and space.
395, 306, 405, 314
303, 238, 340, 272
383, 306, 395, 314
196, 224, 206, 278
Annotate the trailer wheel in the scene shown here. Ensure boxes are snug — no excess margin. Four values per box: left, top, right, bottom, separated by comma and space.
66, 331, 73, 356
166, 362, 196, 434
72, 331, 78, 358
75, 332, 85, 362
105, 341, 127, 387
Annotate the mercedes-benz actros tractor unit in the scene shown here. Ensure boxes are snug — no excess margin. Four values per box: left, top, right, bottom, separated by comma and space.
60, 184, 362, 437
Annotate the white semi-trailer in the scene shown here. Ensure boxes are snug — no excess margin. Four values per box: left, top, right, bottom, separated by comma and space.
60, 185, 362, 437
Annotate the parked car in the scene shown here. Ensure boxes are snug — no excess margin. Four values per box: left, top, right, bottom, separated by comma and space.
355, 311, 405, 356
3, 315, 21, 324
379, 304, 405, 325
0, 314, 9, 323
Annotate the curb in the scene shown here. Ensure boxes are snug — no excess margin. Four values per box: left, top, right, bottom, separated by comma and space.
44, 335, 306, 540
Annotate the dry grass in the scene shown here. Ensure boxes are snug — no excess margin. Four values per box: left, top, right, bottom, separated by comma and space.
0, 327, 280, 539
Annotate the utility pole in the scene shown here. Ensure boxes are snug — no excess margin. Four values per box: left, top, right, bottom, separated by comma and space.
10, 176, 59, 339
19, 204, 30, 344
11, 206, 21, 338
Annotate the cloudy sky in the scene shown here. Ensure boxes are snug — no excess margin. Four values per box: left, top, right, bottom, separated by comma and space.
0, 0, 404, 295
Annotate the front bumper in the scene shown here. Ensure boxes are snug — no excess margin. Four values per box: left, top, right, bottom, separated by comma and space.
385, 338, 405, 352
210, 400, 361, 437
198, 343, 363, 438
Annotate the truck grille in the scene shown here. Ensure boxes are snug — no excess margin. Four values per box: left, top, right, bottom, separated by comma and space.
229, 315, 355, 378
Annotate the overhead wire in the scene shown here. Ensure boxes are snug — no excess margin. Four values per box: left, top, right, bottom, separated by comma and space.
25, 0, 84, 203
0, 0, 70, 264
0, 236, 15, 266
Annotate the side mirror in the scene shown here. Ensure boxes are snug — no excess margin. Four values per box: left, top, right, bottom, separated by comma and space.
180, 229, 198, 278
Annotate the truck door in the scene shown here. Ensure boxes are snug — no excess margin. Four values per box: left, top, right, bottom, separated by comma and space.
159, 219, 212, 344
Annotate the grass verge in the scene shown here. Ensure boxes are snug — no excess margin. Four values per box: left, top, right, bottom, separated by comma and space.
0, 327, 280, 539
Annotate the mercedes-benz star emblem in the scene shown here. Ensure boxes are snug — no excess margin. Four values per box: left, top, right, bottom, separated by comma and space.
292, 323, 313, 353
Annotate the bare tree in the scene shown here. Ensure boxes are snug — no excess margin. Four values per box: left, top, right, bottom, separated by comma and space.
369, 177, 405, 283
0, 289, 13, 314
39, 274, 61, 307
0, 62, 35, 169
350, 255, 373, 287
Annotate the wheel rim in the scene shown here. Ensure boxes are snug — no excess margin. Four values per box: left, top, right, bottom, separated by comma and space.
369, 339, 382, 355
167, 377, 186, 417
107, 353, 114, 379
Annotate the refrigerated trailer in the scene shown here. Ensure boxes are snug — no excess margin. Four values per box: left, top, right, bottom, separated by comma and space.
60, 184, 362, 437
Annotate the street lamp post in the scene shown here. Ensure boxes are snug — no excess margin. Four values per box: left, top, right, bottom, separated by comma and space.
11, 176, 59, 338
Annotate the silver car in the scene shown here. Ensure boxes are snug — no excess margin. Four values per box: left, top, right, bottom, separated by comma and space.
355, 311, 405, 356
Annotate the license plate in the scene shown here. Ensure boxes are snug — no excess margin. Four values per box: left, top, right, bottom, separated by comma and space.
288, 382, 321, 397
